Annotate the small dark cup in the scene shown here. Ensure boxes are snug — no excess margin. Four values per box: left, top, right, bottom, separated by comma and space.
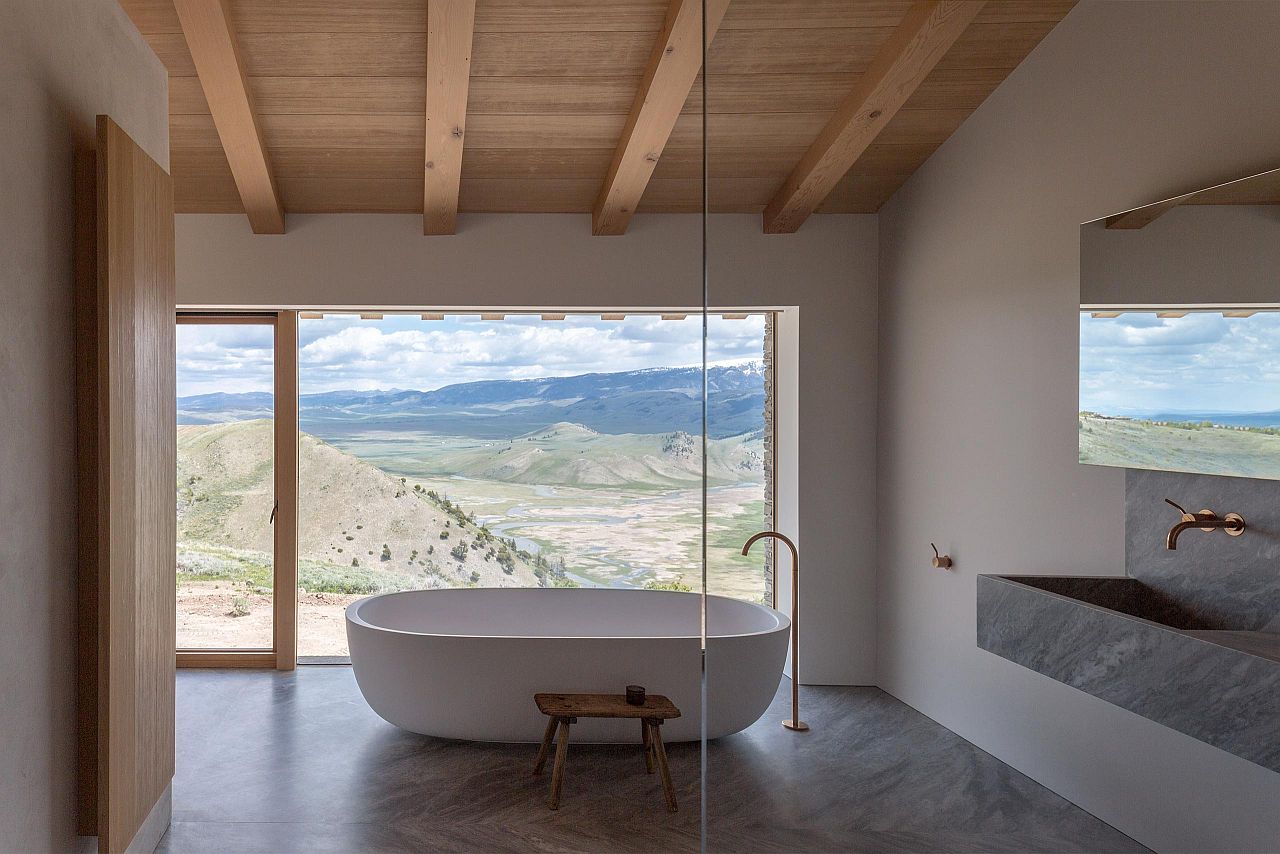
626, 685, 646, 706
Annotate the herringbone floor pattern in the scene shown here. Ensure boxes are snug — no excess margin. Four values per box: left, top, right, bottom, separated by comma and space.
157, 668, 1146, 853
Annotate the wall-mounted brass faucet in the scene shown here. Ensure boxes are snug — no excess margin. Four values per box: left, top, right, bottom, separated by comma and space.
1163, 499, 1245, 550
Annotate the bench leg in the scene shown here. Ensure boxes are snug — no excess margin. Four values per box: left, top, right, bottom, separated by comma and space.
549, 718, 571, 810
641, 718, 654, 773
533, 715, 558, 776
649, 721, 677, 812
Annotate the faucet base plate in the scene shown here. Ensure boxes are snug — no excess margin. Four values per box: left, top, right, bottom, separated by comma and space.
1181, 509, 1246, 536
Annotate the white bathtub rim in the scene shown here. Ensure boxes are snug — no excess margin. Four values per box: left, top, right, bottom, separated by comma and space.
345, 588, 789, 642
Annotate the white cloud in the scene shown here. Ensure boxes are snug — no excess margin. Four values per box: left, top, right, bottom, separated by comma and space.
1080, 312, 1280, 414
176, 324, 274, 396
179, 314, 767, 396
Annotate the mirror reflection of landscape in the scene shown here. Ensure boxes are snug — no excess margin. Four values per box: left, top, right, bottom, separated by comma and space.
1079, 172, 1280, 482
1080, 310, 1280, 479
175, 312, 771, 657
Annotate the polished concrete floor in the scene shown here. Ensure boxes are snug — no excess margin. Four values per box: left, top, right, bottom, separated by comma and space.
157, 668, 1146, 853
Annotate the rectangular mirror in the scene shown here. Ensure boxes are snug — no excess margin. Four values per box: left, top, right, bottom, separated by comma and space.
1080, 167, 1280, 479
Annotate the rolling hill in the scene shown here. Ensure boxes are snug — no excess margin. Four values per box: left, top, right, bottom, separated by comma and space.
381, 422, 763, 488
1079, 412, 1280, 479
177, 420, 549, 592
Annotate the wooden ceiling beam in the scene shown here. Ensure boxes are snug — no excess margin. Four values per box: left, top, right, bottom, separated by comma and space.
423, 0, 477, 235
172, 0, 284, 234
762, 1, 985, 234
1105, 166, 1280, 228
592, 0, 732, 236
1104, 194, 1192, 230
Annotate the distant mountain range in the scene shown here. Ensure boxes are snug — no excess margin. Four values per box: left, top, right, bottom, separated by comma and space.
1143, 410, 1280, 429
178, 363, 766, 439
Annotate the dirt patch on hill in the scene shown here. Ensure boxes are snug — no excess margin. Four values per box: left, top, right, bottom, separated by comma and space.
177, 580, 362, 656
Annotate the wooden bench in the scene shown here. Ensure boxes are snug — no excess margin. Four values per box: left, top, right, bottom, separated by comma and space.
532, 692, 682, 812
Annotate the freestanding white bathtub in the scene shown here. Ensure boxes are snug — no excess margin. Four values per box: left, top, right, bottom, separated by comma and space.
346, 588, 788, 743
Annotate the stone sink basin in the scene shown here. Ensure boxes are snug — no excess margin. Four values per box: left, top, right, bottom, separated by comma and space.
977, 574, 1280, 772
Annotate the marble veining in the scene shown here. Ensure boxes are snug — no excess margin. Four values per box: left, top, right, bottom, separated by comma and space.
977, 575, 1280, 773
156, 668, 1145, 854
1126, 469, 1280, 631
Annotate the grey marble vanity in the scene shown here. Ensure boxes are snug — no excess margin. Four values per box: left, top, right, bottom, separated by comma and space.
977, 469, 1280, 772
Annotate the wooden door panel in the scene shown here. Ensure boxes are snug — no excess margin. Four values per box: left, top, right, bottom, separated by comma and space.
95, 114, 177, 854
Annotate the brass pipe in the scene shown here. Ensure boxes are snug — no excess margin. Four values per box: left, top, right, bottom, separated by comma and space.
742, 531, 808, 732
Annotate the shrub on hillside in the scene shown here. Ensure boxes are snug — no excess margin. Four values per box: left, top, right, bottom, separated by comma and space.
296, 560, 405, 595
643, 577, 692, 593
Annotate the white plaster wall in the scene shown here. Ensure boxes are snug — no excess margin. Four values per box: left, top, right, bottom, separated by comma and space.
1081, 205, 1280, 306
177, 212, 879, 685
0, 1, 167, 851
877, 2, 1280, 851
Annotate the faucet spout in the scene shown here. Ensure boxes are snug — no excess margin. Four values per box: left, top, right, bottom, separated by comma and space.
1165, 510, 1245, 550
742, 531, 808, 732
742, 530, 796, 562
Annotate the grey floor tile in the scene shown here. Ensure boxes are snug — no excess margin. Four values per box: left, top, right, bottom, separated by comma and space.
159, 669, 1147, 854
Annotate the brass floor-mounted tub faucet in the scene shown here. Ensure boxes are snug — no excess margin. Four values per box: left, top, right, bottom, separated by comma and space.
743, 531, 808, 732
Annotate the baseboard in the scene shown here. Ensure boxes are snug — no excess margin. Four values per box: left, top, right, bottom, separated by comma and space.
125, 782, 172, 854
73, 782, 173, 854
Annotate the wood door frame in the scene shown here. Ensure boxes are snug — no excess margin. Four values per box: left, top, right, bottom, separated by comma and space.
175, 311, 298, 669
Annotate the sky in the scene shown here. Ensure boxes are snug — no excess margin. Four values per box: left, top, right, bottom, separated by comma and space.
176, 313, 767, 397
1080, 311, 1280, 415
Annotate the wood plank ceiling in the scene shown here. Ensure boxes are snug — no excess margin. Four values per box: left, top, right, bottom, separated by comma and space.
120, 0, 1077, 234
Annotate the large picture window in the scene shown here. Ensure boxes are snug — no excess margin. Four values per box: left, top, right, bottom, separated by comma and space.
175, 311, 775, 661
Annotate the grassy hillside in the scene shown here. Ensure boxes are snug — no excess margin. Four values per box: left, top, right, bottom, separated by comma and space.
329, 423, 763, 489
177, 420, 552, 593
1079, 413, 1280, 479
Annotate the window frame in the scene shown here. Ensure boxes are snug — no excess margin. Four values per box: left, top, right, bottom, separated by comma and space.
174, 311, 298, 670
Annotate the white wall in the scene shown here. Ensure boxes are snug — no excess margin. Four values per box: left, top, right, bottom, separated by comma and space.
0, 1, 167, 851
877, 2, 1280, 851
177, 212, 879, 685
1081, 205, 1280, 306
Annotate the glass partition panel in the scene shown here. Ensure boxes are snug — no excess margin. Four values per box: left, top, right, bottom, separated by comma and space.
703, 0, 796, 843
